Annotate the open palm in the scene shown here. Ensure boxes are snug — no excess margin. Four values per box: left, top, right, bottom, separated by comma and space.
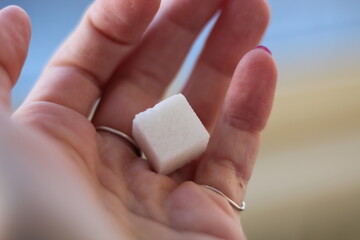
0, 1, 277, 239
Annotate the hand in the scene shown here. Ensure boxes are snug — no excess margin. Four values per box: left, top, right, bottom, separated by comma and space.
0, 1, 277, 239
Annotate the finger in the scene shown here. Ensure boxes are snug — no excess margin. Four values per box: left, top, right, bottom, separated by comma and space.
172, 0, 270, 183
0, 6, 31, 110
22, 0, 161, 116
183, 0, 270, 131
195, 47, 277, 204
92, 0, 222, 135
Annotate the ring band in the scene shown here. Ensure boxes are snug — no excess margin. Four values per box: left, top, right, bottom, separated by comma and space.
202, 185, 246, 211
95, 126, 142, 157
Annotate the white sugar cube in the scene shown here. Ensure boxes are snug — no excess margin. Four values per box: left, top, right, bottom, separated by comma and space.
132, 94, 210, 175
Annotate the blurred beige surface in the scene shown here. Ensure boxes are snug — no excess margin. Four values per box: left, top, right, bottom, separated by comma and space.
242, 64, 360, 239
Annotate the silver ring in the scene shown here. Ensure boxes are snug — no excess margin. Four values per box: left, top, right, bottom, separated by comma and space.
202, 185, 246, 211
95, 126, 142, 157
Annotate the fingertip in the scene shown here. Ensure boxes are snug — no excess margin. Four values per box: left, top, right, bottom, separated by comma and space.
250, 45, 278, 80
224, 46, 278, 132
241, 45, 277, 82
0, 5, 32, 41
0, 5, 32, 89
256, 45, 272, 55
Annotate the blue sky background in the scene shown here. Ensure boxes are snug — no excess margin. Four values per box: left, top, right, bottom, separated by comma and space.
1, 0, 360, 107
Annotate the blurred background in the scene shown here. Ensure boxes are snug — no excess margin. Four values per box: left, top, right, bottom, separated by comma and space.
1, 0, 360, 239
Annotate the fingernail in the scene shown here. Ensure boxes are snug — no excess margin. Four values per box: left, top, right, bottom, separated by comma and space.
256, 45, 272, 55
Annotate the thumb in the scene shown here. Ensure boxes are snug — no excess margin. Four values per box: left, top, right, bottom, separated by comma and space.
0, 6, 31, 110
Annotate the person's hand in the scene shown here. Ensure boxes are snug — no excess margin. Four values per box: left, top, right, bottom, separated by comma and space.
0, 0, 277, 239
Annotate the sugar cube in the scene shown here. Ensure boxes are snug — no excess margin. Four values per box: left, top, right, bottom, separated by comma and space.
132, 94, 210, 175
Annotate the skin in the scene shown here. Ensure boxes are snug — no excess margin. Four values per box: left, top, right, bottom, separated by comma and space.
0, 1, 277, 239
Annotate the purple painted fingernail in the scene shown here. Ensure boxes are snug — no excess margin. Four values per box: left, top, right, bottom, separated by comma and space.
256, 45, 272, 55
